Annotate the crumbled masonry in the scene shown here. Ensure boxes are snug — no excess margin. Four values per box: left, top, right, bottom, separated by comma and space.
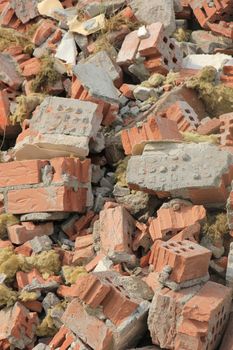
1, 1, 233, 349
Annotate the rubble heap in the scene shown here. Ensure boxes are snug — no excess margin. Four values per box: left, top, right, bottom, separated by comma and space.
1, 0, 233, 349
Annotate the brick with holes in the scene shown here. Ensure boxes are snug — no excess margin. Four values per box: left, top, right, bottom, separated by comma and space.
189, 0, 233, 29
61, 271, 152, 350
149, 240, 211, 284
138, 23, 183, 73
148, 281, 231, 350
159, 101, 200, 132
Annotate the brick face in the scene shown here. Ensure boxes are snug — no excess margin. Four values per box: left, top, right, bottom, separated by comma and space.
0, 159, 48, 187
7, 186, 87, 214
121, 116, 182, 155
149, 240, 211, 283
0, 157, 91, 214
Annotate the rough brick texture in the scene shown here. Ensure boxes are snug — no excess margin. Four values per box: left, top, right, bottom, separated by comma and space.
149, 239, 211, 283
0, 158, 91, 214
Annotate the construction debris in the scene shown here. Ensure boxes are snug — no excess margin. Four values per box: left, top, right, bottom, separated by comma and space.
0, 0, 233, 349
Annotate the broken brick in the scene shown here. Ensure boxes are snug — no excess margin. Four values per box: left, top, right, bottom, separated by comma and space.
7, 221, 54, 244
99, 203, 135, 254
121, 116, 182, 155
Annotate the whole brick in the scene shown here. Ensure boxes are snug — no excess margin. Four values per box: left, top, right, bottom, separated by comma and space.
149, 240, 211, 284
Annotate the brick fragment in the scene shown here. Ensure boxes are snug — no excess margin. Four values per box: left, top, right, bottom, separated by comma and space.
7, 221, 53, 244
62, 271, 150, 349
159, 101, 200, 132
0, 53, 23, 89
148, 281, 231, 350
117, 30, 140, 66
197, 117, 221, 135
99, 203, 135, 254
149, 203, 206, 241
62, 298, 113, 350
0, 302, 38, 349
0, 90, 10, 130
32, 19, 56, 46
20, 58, 42, 78
219, 112, 233, 146
121, 116, 182, 155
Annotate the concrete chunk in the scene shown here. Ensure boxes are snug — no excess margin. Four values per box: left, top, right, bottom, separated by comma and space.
127, 142, 233, 206
14, 96, 103, 159
129, 0, 176, 35
73, 62, 120, 104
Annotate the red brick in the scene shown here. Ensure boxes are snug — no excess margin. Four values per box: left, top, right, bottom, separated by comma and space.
50, 157, 91, 183
159, 101, 200, 132
85, 253, 106, 272
99, 204, 135, 254
189, 0, 233, 29
116, 30, 140, 66
22, 300, 42, 313
49, 326, 76, 350
72, 245, 94, 265
176, 281, 231, 349
138, 22, 164, 57
0, 3, 15, 26
143, 55, 169, 75
74, 211, 95, 233
62, 298, 113, 350
7, 186, 87, 214
169, 222, 201, 243
149, 240, 211, 283
14, 242, 32, 256
0, 240, 13, 249
0, 159, 48, 187
7, 221, 53, 244
16, 269, 46, 289
0, 90, 10, 130
149, 204, 206, 241
148, 281, 231, 349
208, 21, 233, 39
119, 83, 136, 99
32, 19, 56, 46
219, 112, 233, 146
197, 118, 221, 135
71, 76, 118, 127
121, 116, 182, 155
58, 274, 111, 307
20, 57, 41, 78
0, 302, 38, 348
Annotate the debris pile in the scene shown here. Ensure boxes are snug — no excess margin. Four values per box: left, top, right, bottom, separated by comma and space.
1, 0, 233, 349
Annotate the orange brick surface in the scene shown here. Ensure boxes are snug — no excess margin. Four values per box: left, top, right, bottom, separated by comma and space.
149, 240, 211, 283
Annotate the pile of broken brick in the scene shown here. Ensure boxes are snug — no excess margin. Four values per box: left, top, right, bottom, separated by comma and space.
2, 0, 233, 349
